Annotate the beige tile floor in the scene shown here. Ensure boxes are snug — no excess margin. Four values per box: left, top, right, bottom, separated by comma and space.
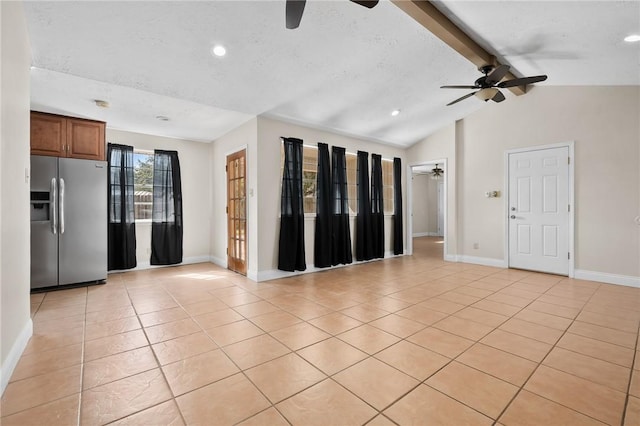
2, 237, 639, 425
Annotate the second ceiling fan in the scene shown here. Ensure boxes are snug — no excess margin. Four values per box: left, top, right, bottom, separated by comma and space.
286, 0, 379, 29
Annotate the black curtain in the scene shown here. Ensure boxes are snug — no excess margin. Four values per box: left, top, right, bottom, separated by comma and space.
371, 154, 385, 259
355, 151, 374, 261
331, 146, 352, 266
314, 143, 332, 268
150, 150, 183, 265
107, 143, 137, 270
393, 157, 404, 255
278, 137, 306, 271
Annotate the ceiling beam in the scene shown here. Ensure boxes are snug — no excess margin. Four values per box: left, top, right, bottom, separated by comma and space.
391, 0, 526, 96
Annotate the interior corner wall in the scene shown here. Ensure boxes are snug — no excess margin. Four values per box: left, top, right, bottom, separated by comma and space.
406, 123, 458, 256
255, 116, 406, 280
209, 118, 258, 278
410, 86, 640, 280
106, 129, 211, 267
1, 0, 32, 394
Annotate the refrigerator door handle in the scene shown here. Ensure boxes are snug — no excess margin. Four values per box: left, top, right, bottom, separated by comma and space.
59, 178, 65, 234
50, 178, 57, 234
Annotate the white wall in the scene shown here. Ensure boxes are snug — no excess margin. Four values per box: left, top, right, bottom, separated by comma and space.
1, 0, 32, 394
256, 116, 406, 279
209, 118, 258, 278
106, 129, 211, 267
409, 86, 640, 281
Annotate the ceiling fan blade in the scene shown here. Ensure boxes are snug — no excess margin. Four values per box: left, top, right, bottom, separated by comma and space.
498, 75, 548, 88
286, 0, 306, 29
441, 85, 478, 89
446, 91, 477, 106
485, 64, 510, 85
491, 90, 506, 103
350, 0, 379, 8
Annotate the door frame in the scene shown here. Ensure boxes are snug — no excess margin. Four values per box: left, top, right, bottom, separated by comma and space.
503, 141, 575, 277
226, 147, 248, 275
406, 158, 448, 259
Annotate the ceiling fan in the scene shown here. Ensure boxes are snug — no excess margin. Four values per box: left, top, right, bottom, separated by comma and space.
441, 64, 547, 106
431, 164, 444, 180
286, 0, 379, 29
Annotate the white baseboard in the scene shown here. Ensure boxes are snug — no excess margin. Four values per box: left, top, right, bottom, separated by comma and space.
458, 255, 508, 268
443, 257, 639, 288
444, 254, 508, 269
110, 256, 212, 273
574, 269, 640, 288
209, 255, 227, 269
257, 253, 404, 282
444, 254, 458, 263
247, 270, 259, 282
1, 319, 33, 396
413, 232, 441, 238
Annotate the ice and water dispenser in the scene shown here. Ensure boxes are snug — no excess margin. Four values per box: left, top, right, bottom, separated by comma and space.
30, 191, 51, 222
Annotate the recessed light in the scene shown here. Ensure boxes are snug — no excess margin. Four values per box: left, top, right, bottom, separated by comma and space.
212, 45, 227, 57
624, 34, 640, 42
94, 99, 110, 108
391, 109, 401, 117
156, 115, 169, 121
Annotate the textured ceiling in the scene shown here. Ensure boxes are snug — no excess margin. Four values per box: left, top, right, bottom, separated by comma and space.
24, 1, 640, 146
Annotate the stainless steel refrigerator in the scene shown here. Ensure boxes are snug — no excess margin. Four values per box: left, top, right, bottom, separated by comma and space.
30, 155, 107, 289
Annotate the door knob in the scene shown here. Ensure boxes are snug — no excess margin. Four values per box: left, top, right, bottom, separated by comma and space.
511, 207, 516, 211
510, 215, 516, 219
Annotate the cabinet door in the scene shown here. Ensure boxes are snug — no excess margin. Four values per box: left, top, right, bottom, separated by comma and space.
67, 118, 105, 160
30, 112, 66, 157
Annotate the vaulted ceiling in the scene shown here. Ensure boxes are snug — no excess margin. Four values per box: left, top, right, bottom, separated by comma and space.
24, 1, 640, 146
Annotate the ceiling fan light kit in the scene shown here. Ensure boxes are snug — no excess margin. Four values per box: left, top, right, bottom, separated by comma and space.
475, 87, 499, 102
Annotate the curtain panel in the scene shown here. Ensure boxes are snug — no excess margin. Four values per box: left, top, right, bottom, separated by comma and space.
107, 143, 137, 270
151, 150, 183, 265
370, 153, 385, 259
393, 157, 404, 255
278, 137, 306, 271
331, 146, 352, 266
355, 151, 374, 261
314, 143, 332, 268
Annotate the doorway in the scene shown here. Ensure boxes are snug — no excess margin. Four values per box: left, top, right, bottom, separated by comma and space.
506, 144, 574, 276
226, 149, 247, 275
407, 160, 448, 259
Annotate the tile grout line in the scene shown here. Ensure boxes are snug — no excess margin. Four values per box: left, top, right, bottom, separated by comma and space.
77, 286, 89, 426
491, 279, 608, 425
620, 319, 640, 426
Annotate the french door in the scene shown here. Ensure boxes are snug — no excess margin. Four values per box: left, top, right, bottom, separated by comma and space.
227, 150, 247, 275
508, 146, 570, 275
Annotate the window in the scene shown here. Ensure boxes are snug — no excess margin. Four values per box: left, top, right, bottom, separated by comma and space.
281, 144, 318, 214
346, 152, 357, 214
302, 147, 318, 214
133, 151, 153, 220
382, 159, 394, 214
280, 146, 393, 216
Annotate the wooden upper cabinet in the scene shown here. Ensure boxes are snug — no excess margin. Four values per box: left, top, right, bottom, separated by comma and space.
67, 118, 105, 160
30, 112, 67, 157
30, 111, 106, 161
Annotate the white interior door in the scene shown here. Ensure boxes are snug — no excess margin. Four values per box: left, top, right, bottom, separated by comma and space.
508, 147, 569, 275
